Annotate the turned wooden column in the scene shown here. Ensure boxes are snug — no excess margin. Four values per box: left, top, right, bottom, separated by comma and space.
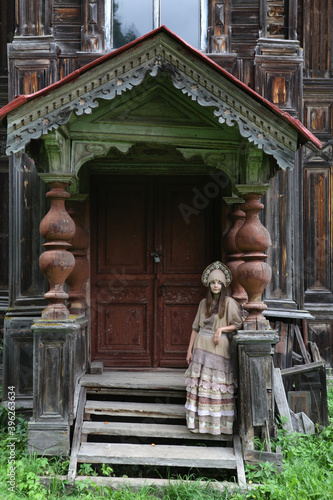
39, 178, 76, 320
235, 185, 272, 330
66, 196, 89, 316
223, 198, 248, 306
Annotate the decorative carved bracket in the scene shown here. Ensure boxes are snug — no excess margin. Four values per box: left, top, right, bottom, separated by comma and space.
72, 141, 134, 175
29, 130, 70, 173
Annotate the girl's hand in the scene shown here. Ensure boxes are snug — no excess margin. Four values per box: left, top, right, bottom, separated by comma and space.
213, 327, 223, 345
186, 351, 192, 365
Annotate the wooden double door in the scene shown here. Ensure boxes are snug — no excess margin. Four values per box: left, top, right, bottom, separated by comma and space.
90, 175, 221, 368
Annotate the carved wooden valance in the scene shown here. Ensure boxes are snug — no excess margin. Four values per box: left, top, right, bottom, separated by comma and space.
2, 27, 320, 172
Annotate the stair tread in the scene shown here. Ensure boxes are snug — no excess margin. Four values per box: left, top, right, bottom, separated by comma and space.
77, 442, 237, 468
81, 370, 185, 391
82, 421, 231, 441
85, 400, 186, 418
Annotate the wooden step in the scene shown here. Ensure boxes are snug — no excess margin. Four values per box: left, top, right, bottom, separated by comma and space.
77, 442, 237, 469
82, 421, 232, 441
81, 370, 186, 392
85, 400, 186, 419
86, 388, 183, 398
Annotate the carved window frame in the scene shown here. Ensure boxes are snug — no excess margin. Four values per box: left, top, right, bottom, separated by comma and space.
105, 0, 208, 52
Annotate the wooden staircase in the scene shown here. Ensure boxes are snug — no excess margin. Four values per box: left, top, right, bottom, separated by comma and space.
68, 369, 246, 488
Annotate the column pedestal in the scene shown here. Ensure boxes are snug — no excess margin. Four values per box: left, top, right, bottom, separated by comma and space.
234, 330, 279, 450
28, 319, 79, 456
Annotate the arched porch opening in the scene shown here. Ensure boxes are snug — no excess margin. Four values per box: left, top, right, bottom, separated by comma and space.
77, 144, 235, 368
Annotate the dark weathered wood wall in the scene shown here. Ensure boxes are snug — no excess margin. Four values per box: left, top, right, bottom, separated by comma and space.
0, 0, 14, 348
300, 0, 333, 364
0, 0, 332, 371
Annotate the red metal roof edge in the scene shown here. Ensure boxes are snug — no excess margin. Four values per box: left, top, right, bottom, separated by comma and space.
0, 25, 322, 149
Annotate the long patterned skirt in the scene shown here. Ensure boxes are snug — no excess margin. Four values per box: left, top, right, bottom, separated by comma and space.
185, 328, 234, 435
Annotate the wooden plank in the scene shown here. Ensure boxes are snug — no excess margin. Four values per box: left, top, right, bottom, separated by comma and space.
281, 361, 325, 376
273, 368, 293, 432
292, 351, 303, 363
318, 364, 329, 426
81, 421, 232, 441
294, 325, 311, 363
87, 388, 184, 398
308, 341, 324, 363
249, 357, 269, 426
286, 323, 295, 370
77, 443, 237, 469
300, 412, 316, 435
233, 435, 246, 487
68, 387, 86, 484
80, 370, 185, 391
244, 449, 283, 468
263, 420, 271, 453
84, 400, 186, 419
289, 410, 304, 433
288, 391, 311, 416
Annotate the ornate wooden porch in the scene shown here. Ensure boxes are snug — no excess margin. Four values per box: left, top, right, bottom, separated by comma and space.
0, 25, 321, 473
68, 368, 246, 487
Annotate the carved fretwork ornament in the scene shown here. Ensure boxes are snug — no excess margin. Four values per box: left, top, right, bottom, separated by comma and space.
5, 34, 301, 172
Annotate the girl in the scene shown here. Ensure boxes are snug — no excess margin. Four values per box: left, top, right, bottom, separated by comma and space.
185, 261, 243, 435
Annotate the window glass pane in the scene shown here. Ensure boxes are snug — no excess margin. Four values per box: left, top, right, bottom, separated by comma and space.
113, 0, 153, 49
161, 0, 200, 48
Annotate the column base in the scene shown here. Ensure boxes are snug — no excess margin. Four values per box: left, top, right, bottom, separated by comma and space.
28, 421, 70, 456
234, 330, 279, 449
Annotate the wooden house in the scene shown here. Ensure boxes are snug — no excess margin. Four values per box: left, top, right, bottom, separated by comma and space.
0, 0, 330, 469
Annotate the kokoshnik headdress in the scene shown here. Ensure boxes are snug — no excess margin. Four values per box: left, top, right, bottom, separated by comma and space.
201, 261, 232, 288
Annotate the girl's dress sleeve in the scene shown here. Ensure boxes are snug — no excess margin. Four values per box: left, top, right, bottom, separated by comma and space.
226, 297, 243, 330
192, 299, 205, 332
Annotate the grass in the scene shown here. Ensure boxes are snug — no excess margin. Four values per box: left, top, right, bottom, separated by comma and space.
0, 381, 332, 499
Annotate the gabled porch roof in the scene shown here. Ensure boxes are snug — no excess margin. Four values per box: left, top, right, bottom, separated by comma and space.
0, 25, 321, 170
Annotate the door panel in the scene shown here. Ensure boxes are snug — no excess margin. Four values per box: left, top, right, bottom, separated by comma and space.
157, 282, 204, 367
91, 175, 221, 368
160, 181, 213, 273
156, 178, 220, 366
94, 280, 154, 366
97, 180, 151, 274
91, 177, 154, 367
